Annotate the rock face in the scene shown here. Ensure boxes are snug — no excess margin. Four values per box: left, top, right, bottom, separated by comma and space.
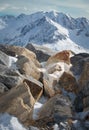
46, 50, 71, 65
26, 43, 52, 62
0, 78, 43, 125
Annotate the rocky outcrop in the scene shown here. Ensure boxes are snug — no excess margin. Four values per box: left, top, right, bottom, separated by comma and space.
0, 77, 43, 125
26, 43, 52, 62
46, 50, 71, 65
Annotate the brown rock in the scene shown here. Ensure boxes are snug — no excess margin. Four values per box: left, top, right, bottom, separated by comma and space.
43, 78, 56, 97
16, 55, 41, 80
0, 44, 40, 67
0, 77, 43, 126
46, 50, 71, 65
58, 72, 78, 93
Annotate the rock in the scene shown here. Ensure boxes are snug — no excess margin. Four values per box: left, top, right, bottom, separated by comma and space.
29, 126, 39, 130
0, 74, 23, 89
0, 77, 43, 126
26, 43, 52, 62
72, 120, 88, 130
81, 81, 89, 97
70, 53, 89, 76
43, 62, 71, 97
30, 94, 72, 129
46, 50, 71, 65
47, 63, 62, 74
0, 50, 9, 66
43, 77, 56, 97
38, 94, 72, 120
16, 55, 41, 80
70, 53, 89, 88
58, 72, 78, 93
0, 64, 7, 74
83, 96, 89, 109
78, 58, 89, 91
0, 44, 40, 67
0, 82, 8, 93
73, 92, 84, 112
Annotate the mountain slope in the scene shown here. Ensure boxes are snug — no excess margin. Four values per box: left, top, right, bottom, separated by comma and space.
0, 11, 89, 53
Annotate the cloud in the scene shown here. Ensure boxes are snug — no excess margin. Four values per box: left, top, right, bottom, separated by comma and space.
11, 6, 20, 10
0, 4, 10, 11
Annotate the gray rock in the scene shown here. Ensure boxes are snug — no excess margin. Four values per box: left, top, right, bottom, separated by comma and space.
29, 126, 39, 130
26, 43, 54, 62
0, 82, 8, 93
70, 53, 89, 76
73, 92, 84, 112
0, 50, 9, 66
0, 74, 23, 89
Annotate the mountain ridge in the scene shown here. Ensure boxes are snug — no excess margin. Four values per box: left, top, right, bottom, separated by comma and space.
0, 11, 89, 53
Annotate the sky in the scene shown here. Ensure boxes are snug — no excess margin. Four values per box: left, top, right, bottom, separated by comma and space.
0, 0, 89, 19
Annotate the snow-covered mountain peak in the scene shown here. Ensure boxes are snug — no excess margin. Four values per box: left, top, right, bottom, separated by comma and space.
0, 11, 89, 53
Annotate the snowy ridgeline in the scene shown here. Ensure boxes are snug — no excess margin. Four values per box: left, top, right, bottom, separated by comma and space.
0, 11, 89, 53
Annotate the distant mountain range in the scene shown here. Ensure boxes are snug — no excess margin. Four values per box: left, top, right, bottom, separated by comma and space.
0, 11, 89, 53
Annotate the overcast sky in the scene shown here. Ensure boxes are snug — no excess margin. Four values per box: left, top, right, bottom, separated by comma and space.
0, 0, 89, 19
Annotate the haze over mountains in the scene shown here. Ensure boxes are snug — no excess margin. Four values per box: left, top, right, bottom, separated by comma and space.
0, 11, 89, 53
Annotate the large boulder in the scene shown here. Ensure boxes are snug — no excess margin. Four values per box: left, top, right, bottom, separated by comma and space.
38, 94, 72, 119
26, 43, 53, 62
16, 55, 41, 80
0, 44, 40, 67
0, 50, 9, 67
0, 77, 43, 126
33, 94, 72, 129
70, 53, 89, 76
58, 72, 78, 93
46, 50, 71, 65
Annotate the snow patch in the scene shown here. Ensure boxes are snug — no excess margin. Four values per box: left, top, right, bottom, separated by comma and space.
0, 113, 27, 130
8, 56, 17, 68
